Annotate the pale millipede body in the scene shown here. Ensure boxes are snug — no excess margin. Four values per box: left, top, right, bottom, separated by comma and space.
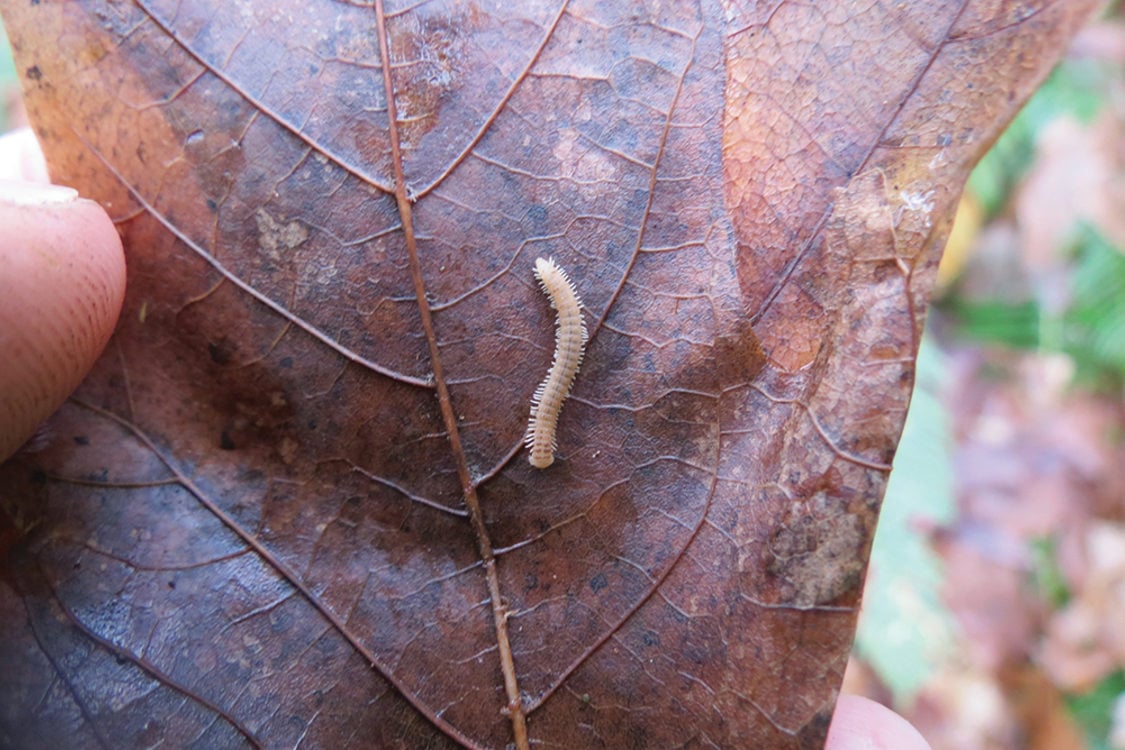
525, 257, 587, 469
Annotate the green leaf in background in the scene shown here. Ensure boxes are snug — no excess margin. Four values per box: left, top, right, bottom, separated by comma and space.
1063, 224, 1125, 387
940, 225, 1125, 390
947, 299, 1041, 350
854, 332, 956, 702
1028, 537, 1070, 610
1065, 669, 1125, 750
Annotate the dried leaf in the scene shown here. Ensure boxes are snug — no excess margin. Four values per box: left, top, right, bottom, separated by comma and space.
0, 1, 1099, 747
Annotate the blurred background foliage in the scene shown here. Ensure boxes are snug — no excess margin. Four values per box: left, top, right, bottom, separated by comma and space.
855, 7, 1125, 750
950, 52, 1125, 389
1, 8, 1123, 750
0, 18, 17, 132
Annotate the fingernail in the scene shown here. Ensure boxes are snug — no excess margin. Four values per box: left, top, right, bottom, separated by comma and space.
0, 179, 79, 206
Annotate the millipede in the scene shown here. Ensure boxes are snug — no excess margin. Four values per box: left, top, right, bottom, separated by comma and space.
525, 257, 587, 469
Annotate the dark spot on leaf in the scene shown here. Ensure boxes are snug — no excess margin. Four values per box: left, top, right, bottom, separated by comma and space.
25, 65, 41, 80
589, 573, 608, 593
642, 630, 659, 647
628, 188, 648, 215
73, 435, 89, 446
208, 341, 232, 365
797, 706, 834, 746
270, 610, 293, 634
524, 572, 538, 591
167, 580, 175, 589
115, 655, 128, 666
525, 203, 548, 232
280, 356, 294, 368
219, 431, 236, 450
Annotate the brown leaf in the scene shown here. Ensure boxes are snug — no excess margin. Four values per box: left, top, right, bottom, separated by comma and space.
0, 2, 1099, 747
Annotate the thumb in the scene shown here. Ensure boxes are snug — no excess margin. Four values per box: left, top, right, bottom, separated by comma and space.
827, 694, 932, 750
0, 180, 126, 462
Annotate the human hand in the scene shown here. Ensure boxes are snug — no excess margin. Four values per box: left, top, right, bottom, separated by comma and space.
0, 129, 126, 462
827, 694, 932, 750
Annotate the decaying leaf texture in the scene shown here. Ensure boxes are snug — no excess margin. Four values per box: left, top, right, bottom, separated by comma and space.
0, 1, 1100, 748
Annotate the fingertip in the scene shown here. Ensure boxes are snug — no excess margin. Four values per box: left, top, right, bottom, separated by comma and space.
826, 694, 932, 750
0, 180, 126, 462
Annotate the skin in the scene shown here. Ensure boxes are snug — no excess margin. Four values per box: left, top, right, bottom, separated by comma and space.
0, 130, 126, 462
0, 130, 930, 748
827, 694, 933, 750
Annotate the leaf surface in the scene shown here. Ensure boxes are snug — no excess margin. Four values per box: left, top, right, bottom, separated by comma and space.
0, 1, 1098, 747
